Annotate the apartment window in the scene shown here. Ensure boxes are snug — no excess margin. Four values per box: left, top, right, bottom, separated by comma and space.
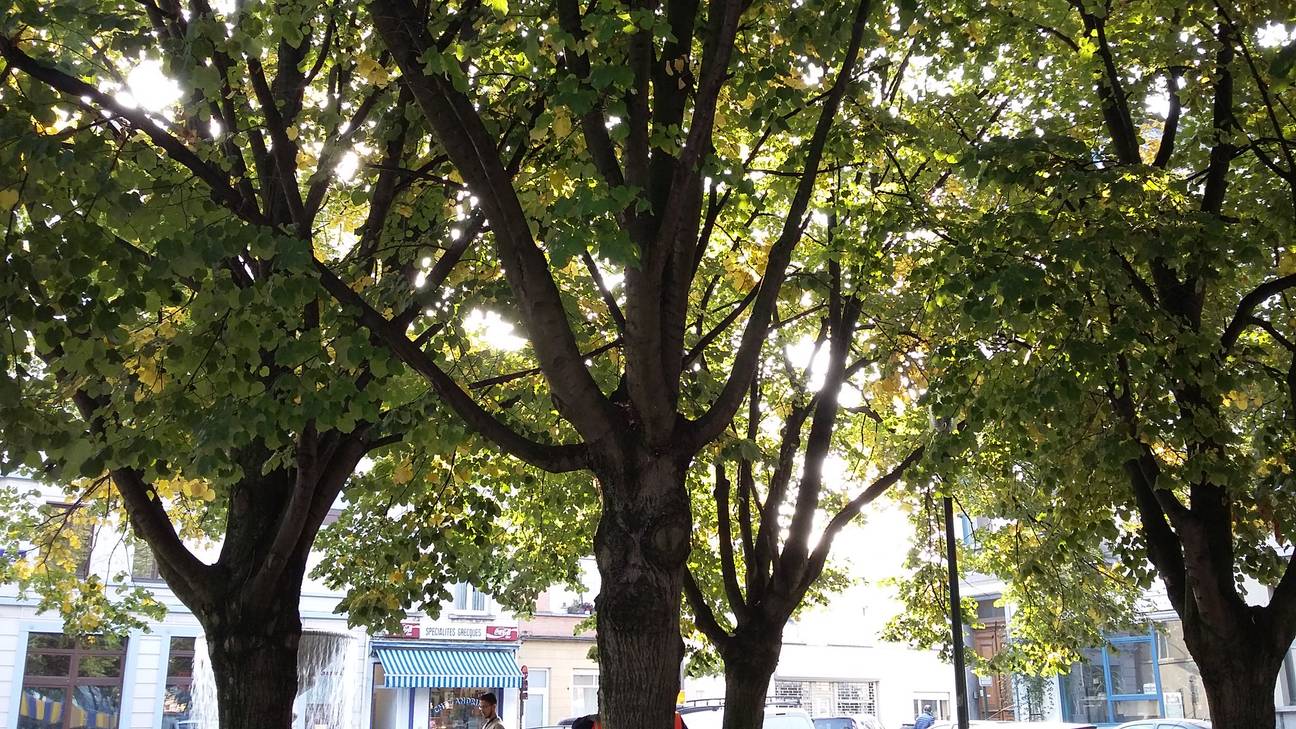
572, 671, 599, 717
131, 543, 162, 582
163, 637, 196, 729
453, 583, 489, 612
913, 696, 951, 720
19, 632, 127, 729
523, 668, 549, 728
835, 682, 879, 716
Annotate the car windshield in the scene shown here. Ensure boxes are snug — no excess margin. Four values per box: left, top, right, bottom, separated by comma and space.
815, 720, 854, 729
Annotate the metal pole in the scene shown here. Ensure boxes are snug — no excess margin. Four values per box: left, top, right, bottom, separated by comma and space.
944, 495, 970, 729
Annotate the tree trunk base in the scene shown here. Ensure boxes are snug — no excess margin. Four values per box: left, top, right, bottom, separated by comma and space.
206, 619, 302, 729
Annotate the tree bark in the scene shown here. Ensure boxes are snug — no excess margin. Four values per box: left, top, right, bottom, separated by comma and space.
202, 592, 304, 729
592, 450, 693, 729
720, 632, 783, 729
1199, 660, 1280, 729
1190, 628, 1285, 729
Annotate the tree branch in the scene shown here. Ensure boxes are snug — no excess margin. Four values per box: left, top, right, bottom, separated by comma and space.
1220, 274, 1296, 353
683, 0, 875, 452
713, 462, 750, 622
802, 443, 926, 592
369, 0, 619, 443
314, 258, 591, 472
0, 37, 262, 224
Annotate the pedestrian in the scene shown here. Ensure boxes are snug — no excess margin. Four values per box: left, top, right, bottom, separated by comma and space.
479, 692, 505, 729
913, 705, 935, 729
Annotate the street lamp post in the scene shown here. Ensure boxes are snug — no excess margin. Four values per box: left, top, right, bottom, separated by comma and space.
944, 494, 970, 729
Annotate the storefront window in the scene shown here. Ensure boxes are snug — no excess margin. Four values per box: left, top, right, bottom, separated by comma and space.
19, 632, 126, 729
1060, 632, 1163, 724
429, 689, 500, 729
1111, 699, 1160, 722
1109, 641, 1156, 696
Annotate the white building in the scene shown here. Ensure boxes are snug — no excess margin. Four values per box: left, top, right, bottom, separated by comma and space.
0, 475, 524, 729
681, 499, 956, 729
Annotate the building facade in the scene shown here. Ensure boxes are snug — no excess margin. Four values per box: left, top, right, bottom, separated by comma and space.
958, 574, 1296, 726
1, 476, 952, 729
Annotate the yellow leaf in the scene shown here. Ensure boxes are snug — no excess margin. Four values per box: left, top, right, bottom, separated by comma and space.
0, 188, 18, 208
392, 461, 414, 485
553, 113, 572, 137
286, 126, 299, 141
1278, 250, 1296, 276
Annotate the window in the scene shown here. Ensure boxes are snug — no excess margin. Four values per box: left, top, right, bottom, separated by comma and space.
1060, 632, 1164, 724
774, 680, 807, 708
523, 668, 549, 728
131, 543, 162, 582
775, 680, 878, 716
428, 688, 496, 729
572, 671, 599, 717
19, 632, 127, 729
453, 583, 489, 612
163, 637, 196, 729
834, 682, 878, 716
912, 697, 951, 720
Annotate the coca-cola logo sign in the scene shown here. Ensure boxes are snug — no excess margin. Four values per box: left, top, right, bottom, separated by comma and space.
485, 625, 519, 641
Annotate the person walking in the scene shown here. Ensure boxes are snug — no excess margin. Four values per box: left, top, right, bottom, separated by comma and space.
913, 706, 936, 729
479, 693, 505, 729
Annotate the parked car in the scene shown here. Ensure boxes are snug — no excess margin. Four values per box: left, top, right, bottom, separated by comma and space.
678, 702, 816, 729
1115, 720, 1211, 729
814, 716, 886, 729
930, 722, 1097, 729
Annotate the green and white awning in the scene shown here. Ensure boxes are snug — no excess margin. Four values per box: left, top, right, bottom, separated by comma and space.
376, 646, 524, 689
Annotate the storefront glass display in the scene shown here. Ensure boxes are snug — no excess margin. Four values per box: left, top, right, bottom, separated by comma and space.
429, 689, 499, 729
1059, 632, 1164, 724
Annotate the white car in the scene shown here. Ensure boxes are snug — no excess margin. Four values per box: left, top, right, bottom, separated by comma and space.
678, 704, 816, 729
1115, 721, 1211, 729
930, 722, 1097, 729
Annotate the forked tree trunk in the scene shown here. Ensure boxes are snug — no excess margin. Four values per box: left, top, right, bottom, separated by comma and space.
592, 452, 693, 729
720, 632, 783, 729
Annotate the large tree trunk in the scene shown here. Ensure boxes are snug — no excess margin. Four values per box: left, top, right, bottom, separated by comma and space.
199, 548, 311, 729
592, 451, 692, 729
720, 632, 784, 729
1193, 634, 1284, 729
203, 599, 303, 729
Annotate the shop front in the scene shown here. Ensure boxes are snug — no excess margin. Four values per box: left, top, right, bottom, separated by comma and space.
369, 625, 523, 729
1059, 631, 1164, 724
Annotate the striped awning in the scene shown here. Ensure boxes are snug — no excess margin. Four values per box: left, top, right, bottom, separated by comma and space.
376, 646, 524, 689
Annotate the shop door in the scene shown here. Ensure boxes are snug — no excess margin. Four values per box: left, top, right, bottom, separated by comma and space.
972, 621, 1014, 720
